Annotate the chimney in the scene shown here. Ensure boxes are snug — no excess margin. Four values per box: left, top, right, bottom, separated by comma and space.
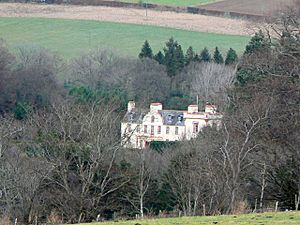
188, 105, 198, 113
127, 101, 135, 112
150, 103, 162, 112
205, 102, 217, 114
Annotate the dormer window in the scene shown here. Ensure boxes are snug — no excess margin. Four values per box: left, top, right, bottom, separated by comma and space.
177, 115, 183, 122
167, 114, 173, 123
129, 114, 134, 121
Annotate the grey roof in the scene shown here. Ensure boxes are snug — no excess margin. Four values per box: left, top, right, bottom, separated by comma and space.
123, 109, 185, 126
122, 109, 146, 123
159, 110, 185, 126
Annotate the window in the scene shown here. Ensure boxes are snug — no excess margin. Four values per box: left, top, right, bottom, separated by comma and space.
193, 122, 199, 133
151, 125, 154, 135
136, 125, 140, 133
178, 115, 183, 122
166, 126, 170, 134
151, 116, 155, 123
167, 114, 173, 123
144, 125, 147, 133
127, 124, 131, 132
175, 127, 179, 135
158, 126, 161, 134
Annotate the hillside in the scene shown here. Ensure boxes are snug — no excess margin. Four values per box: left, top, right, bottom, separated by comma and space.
77, 212, 300, 225
0, 17, 249, 58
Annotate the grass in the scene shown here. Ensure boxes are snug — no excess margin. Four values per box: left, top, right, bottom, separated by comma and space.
121, 0, 220, 7
0, 17, 249, 59
77, 211, 300, 225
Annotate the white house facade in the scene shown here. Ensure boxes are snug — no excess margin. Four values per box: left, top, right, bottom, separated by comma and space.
121, 101, 222, 149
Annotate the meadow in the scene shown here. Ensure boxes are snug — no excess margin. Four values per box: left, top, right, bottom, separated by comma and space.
77, 211, 300, 225
121, 0, 219, 7
0, 17, 249, 59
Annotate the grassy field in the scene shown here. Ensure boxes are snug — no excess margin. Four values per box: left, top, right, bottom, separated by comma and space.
121, 0, 220, 7
0, 17, 249, 59
77, 211, 300, 225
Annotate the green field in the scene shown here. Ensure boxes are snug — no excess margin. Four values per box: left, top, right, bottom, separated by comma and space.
0, 17, 249, 59
77, 212, 300, 225
121, 0, 219, 7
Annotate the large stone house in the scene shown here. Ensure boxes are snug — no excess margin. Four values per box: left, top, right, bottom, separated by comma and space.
121, 101, 222, 149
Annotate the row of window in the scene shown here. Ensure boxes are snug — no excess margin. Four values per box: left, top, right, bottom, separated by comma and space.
128, 124, 179, 135
144, 125, 179, 135
127, 123, 199, 135
151, 115, 184, 123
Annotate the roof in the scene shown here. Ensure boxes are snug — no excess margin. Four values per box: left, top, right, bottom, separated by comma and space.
159, 110, 185, 126
122, 108, 146, 123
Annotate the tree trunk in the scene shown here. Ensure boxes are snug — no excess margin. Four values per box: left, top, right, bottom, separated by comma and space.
227, 187, 237, 214
259, 163, 267, 212
140, 198, 144, 218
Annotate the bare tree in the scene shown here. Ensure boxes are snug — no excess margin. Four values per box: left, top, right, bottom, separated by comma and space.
188, 62, 235, 108
69, 49, 134, 89
0, 114, 51, 224
29, 100, 129, 223
122, 148, 161, 218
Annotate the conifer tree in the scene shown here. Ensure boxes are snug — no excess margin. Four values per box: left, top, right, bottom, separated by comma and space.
175, 45, 185, 72
185, 46, 195, 65
244, 30, 270, 54
163, 37, 178, 77
154, 51, 165, 65
194, 53, 201, 62
200, 47, 211, 62
213, 47, 224, 64
225, 48, 238, 65
139, 40, 153, 59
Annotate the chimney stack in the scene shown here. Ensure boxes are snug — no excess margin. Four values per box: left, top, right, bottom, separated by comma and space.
127, 101, 135, 112
150, 103, 162, 112
205, 102, 217, 114
188, 105, 198, 113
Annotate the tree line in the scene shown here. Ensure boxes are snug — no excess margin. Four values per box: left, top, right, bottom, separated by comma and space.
0, 5, 299, 225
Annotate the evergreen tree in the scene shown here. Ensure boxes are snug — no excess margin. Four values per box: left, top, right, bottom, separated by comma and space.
194, 53, 201, 62
244, 30, 270, 54
213, 47, 224, 64
185, 46, 195, 65
163, 37, 180, 77
154, 51, 165, 65
139, 40, 153, 59
175, 45, 185, 72
225, 48, 238, 65
200, 47, 211, 62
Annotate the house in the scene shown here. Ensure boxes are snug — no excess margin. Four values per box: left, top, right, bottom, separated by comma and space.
121, 101, 222, 149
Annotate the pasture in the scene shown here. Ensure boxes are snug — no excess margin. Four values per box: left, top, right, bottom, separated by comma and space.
121, 0, 219, 7
200, 0, 297, 16
0, 17, 249, 58
77, 211, 300, 225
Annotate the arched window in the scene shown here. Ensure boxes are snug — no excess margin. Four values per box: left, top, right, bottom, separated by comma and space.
151, 116, 155, 123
